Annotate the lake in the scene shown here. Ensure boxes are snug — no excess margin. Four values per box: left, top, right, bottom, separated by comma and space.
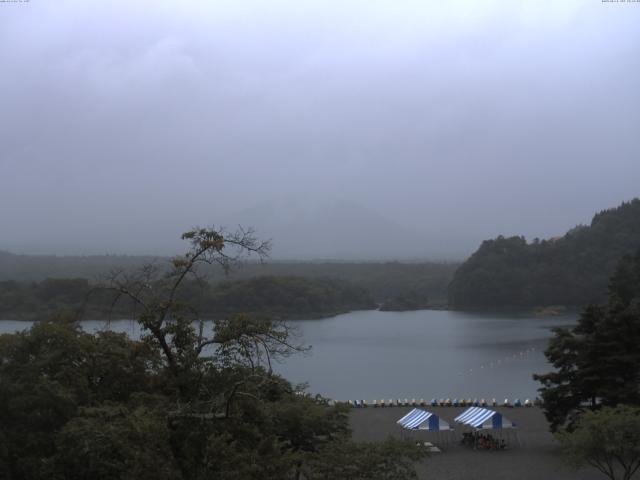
0, 309, 577, 402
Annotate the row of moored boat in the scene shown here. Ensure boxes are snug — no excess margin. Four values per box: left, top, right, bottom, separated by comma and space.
347, 398, 539, 408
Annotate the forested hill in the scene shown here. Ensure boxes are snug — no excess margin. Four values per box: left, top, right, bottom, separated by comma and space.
448, 199, 640, 308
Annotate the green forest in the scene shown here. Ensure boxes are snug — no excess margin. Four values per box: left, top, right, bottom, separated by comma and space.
0, 252, 457, 304
199, 276, 376, 319
448, 199, 640, 308
0, 253, 457, 319
0, 275, 375, 321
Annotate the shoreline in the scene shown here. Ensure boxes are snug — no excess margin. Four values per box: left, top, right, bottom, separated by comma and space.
0, 304, 583, 323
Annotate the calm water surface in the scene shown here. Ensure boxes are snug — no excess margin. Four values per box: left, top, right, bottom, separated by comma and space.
0, 309, 576, 401
277, 309, 577, 401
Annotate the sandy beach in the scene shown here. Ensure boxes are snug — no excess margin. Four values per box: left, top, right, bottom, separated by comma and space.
349, 406, 603, 480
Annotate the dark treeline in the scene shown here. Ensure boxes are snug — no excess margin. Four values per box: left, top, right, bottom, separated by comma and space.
0, 253, 458, 312
379, 290, 432, 311
202, 276, 376, 318
224, 262, 457, 304
449, 199, 640, 308
0, 253, 457, 303
0, 276, 376, 321
0, 278, 122, 320
0, 252, 156, 281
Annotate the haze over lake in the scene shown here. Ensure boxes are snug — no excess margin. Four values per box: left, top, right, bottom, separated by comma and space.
0, 309, 576, 401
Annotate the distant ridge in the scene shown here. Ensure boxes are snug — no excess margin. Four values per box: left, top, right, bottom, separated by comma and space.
448, 199, 640, 308
221, 196, 437, 260
0, 251, 157, 281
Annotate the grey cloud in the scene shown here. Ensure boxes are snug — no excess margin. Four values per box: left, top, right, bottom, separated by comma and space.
0, 0, 639, 257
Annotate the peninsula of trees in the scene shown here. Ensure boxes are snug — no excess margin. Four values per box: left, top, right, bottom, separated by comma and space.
448, 199, 640, 309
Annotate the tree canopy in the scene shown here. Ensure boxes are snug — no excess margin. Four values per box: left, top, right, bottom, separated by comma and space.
534, 248, 640, 431
0, 227, 426, 479
0, 275, 375, 321
0, 251, 457, 307
557, 406, 640, 480
449, 199, 640, 308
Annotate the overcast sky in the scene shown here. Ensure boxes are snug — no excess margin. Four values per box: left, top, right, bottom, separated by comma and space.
1, 0, 639, 258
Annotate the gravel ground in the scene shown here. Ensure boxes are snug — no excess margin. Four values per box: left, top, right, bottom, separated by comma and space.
349, 406, 605, 480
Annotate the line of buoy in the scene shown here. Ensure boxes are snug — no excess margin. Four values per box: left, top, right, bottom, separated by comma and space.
457, 347, 538, 377
344, 397, 539, 408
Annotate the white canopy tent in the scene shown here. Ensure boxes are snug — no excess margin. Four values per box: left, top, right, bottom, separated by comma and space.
454, 407, 520, 447
396, 408, 454, 446
454, 406, 517, 430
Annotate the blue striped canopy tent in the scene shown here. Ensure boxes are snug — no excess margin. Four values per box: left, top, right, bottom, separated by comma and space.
454, 407, 516, 430
396, 408, 453, 431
